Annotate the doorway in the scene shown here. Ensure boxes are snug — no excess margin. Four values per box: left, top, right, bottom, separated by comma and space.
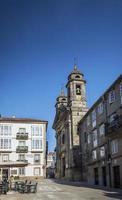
102, 167, 107, 186
2, 169, 9, 180
62, 157, 65, 177
113, 166, 120, 188
94, 168, 99, 185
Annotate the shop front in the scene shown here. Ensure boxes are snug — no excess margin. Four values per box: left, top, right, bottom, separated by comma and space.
0, 161, 28, 180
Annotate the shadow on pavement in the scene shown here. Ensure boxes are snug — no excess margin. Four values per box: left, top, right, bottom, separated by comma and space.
103, 191, 122, 200
49, 178, 122, 200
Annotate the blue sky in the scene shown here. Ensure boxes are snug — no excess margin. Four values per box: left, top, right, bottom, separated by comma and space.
0, 0, 122, 151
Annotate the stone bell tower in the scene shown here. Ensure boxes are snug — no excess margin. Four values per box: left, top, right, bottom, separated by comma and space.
66, 64, 88, 146
53, 64, 88, 181
55, 88, 67, 112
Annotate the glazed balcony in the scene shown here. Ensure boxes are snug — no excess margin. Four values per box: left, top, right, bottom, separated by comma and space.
16, 146, 28, 153
16, 132, 28, 140
106, 115, 122, 136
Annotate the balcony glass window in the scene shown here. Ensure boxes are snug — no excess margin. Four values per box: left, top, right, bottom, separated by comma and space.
92, 110, 96, 128
32, 139, 42, 149
92, 129, 98, 147
31, 126, 42, 136
0, 125, 12, 136
111, 139, 118, 154
19, 141, 26, 146
108, 90, 115, 104
98, 102, 104, 115
19, 128, 26, 134
92, 150, 97, 160
99, 124, 105, 136
0, 139, 11, 149
100, 146, 105, 157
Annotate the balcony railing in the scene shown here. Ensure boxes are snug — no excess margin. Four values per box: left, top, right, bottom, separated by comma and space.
17, 159, 28, 163
16, 132, 28, 140
106, 115, 122, 135
16, 146, 28, 153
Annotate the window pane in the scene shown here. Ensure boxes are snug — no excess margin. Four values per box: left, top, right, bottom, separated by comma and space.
99, 124, 105, 136
92, 150, 97, 160
120, 82, 122, 96
87, 116, 90, 126
31, 126, 42, 136
19, 168, 25, 175
19, 128, 26, 133
98, 102, 104, 114
3, 154, 9, 162
108, 90, 115, 104
19, 141, 26, 146
31, 139, 42, 149
92, 110, 96, 128
111, 139, 118, 154
34, 168, 40, 175
93, 130, 98, 147
100, 146, 105, 157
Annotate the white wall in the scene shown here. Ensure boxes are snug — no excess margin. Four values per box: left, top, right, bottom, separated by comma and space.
0, 121, 47, 177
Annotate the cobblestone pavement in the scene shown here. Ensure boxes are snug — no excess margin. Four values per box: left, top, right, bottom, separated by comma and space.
0, 179, 122, 200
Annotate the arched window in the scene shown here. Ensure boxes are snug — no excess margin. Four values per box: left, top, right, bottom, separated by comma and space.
76, 85, 81, 95
75, 75, 80, 79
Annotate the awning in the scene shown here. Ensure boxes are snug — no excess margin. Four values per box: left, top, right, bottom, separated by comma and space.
0, 161, 28, 168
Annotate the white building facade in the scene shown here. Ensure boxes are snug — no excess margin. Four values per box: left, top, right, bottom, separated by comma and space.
46, 152, 56, 178
0, 117, 48, 180
46, 152, 56, 168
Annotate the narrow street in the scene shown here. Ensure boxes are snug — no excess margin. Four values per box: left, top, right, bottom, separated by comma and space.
0, 179, 122, 200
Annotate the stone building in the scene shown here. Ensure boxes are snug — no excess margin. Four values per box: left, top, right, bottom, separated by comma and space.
0, 116, 48, 180
79, 74, 122, 188
53, 65, 88, 180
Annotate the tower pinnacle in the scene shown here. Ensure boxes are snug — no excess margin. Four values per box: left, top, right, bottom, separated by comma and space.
74, 64, 78, 71
60, 87, 65, 96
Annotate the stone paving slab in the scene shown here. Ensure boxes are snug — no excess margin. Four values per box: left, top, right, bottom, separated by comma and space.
0, 179, 122, 200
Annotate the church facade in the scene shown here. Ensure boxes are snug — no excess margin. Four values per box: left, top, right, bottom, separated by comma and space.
52, 65, 88, 180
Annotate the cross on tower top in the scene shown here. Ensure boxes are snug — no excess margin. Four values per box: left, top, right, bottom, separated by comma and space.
73, 57, 79, 72
60, 87, 65, 96
74, 64, 78, 71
